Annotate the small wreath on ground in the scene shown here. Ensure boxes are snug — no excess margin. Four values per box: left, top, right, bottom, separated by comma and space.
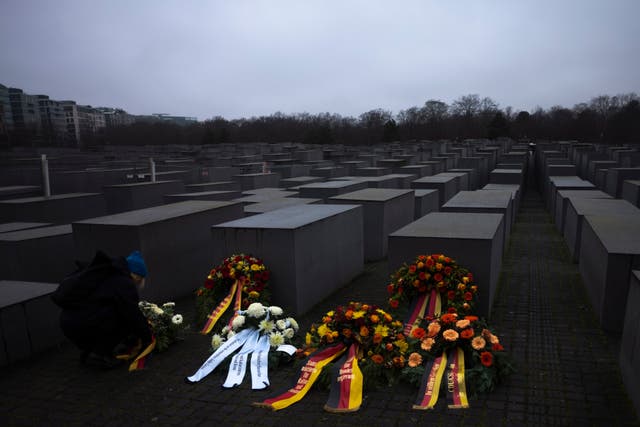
195, 253, 271, 332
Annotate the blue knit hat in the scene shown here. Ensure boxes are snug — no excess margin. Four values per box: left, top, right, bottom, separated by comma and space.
126, 250, 148, 277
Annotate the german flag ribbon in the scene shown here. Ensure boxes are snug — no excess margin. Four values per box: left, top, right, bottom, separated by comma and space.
446, 347, 469, 409
413, 350, 447, 410
323, 343, 363, 413
228, 277, 245, 329
127, 336, 156, 372
200, 279, 238, 334
255, 343, 346, 411
404, 289, 441, 336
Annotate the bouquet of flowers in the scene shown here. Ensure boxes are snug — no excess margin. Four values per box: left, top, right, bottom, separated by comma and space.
304, 301, 408, 388
387, 254, 477, 316
138, 301, 189, 352
195, 254, 271, 333
186, 302, 300, 389
210, 302, 299, 358
401, 312, 515, 397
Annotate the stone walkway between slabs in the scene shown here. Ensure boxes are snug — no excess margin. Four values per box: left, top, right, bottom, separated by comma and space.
1, 187, 639, 427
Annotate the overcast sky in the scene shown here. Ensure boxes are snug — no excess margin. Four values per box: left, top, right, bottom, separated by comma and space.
1, 0, 639, 121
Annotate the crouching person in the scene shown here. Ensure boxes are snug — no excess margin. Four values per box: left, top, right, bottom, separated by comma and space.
52, 250, 152, 369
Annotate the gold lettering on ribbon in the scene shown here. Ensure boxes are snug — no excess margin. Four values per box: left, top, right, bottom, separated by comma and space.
426, 360, 441, 394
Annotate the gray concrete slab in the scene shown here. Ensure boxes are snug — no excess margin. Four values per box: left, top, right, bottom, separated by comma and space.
243, 197, 322, 216
297, 180, 368, 201
0, 193, 107, 224
623, 180, 640, 208
388, 212, 504, 318
579, 215, 640, 332
330, 188, 415, 261
547, 176, 596, 214
0, 225, 75, 283
0, 222, 51, 233
554, 189, 612, 233
103, 180, 185, 214
73, 201, 244, 302
212, 204, 364, 315
489, 168, 523, 185
410, 174, 458, 206
605, 168, 640, 198
564, 198, 640, 262
414, 189, 439, 220
164, 190, 242, 203
232, 173, 281, 191
620, 270, 640, 415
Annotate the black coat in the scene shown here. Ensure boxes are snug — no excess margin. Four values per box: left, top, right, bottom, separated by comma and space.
55, 252, 151, 354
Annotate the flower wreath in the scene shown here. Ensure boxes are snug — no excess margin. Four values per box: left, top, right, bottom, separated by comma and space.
401, 312, 515, 406
187, 302, 300, 389
387, 254, 477, 317
138, 301, 188, 352
195, 254, 271, 334
256, 302, 408, 413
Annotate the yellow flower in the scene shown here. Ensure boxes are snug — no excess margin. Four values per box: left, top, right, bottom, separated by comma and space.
317, 324, 330, 338
229, 268, 236, 278
374, 324, 389, 337
305, 332, 312, 346
250, 263, 260, 271
435, 263, 443, 271
326, 310, 335, 317
352, 310, 365, 319
248, 291, 260, 299
417, 261, 424, 269
463, 276, 470, 284
394, 339, 408, 353
457, 283, 466, 291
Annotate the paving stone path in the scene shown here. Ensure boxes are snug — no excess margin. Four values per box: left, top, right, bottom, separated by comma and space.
0, 188, 638, 426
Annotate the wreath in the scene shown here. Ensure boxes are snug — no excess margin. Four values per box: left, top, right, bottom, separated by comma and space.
195, 254, 271, 333
401, 312, 515, 397
304, 301, 408, 390
387, 254, 477, 317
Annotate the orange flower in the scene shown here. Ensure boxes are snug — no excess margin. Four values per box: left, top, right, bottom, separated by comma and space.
465, 315, 479, 322
408, 352, 423, 368
362, 304, 369, 311
370, 314, 380, 323
322, 316, 332, 323
427, 321, 441, 337
460, 328, 474, 339
442, 329, 459, 341
455, 319, 470, 329
360, 326, 370, 337
421, 337, 435, 351
342, 328, 352, 338
440, 313, 457, 324
393, 356, 405, 367
373, 333, 383, 344
384, 313, 392, 323
480, 351, 493, 367
471, 336, 486, 350
396, 333, 406, 341
411, 327, 426, 339
385, 343, 394, 351
413, 280, 420, 288
490, 334, 500, 345
371, 354, 384, 364
345, 310, 354, 319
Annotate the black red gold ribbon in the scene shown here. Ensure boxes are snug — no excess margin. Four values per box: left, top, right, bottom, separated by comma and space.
324, 343, 363, 413
200, 279, 239, 334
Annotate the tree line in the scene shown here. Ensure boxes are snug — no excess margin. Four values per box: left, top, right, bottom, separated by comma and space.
104, 93, 639, 146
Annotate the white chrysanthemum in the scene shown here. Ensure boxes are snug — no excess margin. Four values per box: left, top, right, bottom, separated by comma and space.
171, 314, 183, 325
283, 328, 295, 339
211, 334, 224, 350
152, 306, 164, 315
276, 319, 287, 330
259, 319, 275, 333
231, 315, 246, 330
269, 332, 285, 347
138, 301, 145, 308
286, 317, 299, 331
247, 303, 266, 318
269, 306, 283, 316
227, 330, 236, 339
163, 302, 176, 308
221, 325, 230, 334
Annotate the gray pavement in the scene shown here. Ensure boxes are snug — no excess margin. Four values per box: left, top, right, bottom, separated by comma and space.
1, 188, 639, 426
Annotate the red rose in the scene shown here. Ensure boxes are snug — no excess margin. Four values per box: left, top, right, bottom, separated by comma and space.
389, 299, 399, 309
387, 284, 395, 294
444, 266, 452, 275
418, 271, 426, 280
480, 351, 493, 367
464, 292, 473, 301
447, 290, 456, 300
262, 271, 270, 280
447, 307, 457, 313
434, 273, 443, 282
409, 264, 417, 273
204, 281, 214, 290
492, 343, 504, 351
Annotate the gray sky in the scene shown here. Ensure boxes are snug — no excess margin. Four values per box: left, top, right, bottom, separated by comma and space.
2, 0, 639, 121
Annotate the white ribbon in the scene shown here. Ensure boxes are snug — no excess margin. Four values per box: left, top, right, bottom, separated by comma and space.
250, 334, 272, 390
186, 328, 252, 383
222, 330, 260, 388
276, 344, 297, 356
